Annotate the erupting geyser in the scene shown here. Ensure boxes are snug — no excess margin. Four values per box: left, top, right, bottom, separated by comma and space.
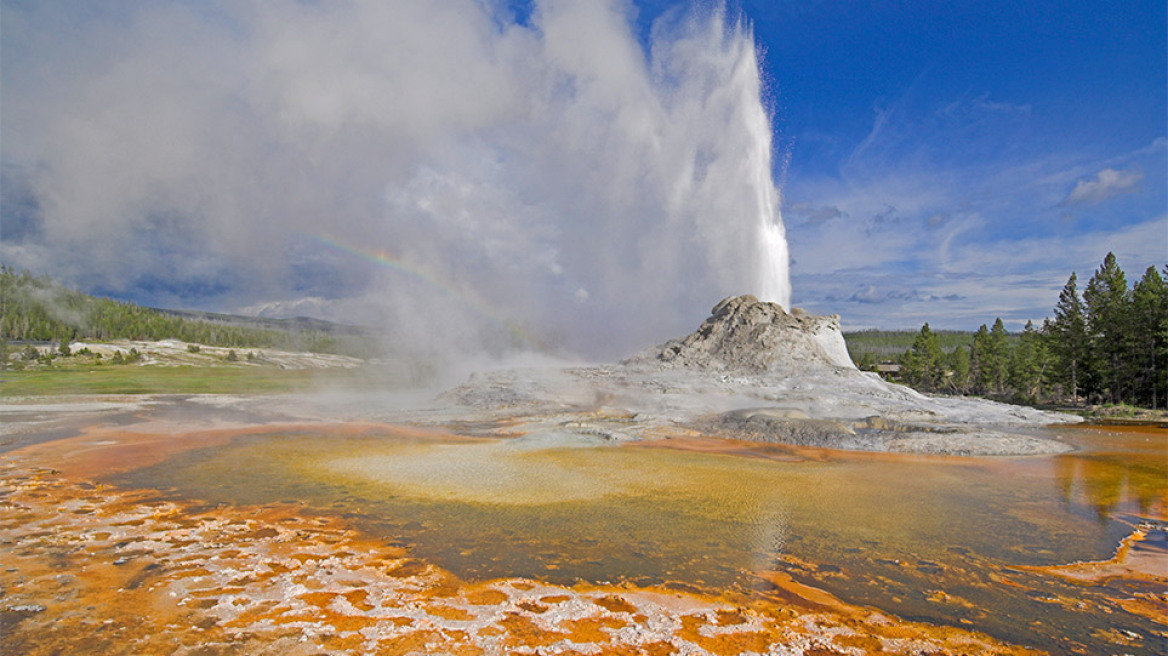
648, 5, 792, 316
756, 218, 791, 309
739, 36, 792, 310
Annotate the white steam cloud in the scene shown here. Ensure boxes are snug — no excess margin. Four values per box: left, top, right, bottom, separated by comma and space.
2, 0, 790, 360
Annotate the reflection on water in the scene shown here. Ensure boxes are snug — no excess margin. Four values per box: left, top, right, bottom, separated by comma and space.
1051, 425, 1168, 521
113, 423, 1167, 655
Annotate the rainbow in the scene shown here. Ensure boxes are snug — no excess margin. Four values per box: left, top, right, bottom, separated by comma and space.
302, 233, 543, 351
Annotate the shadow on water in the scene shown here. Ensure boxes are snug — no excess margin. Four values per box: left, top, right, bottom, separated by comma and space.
111, 423, 1167, 655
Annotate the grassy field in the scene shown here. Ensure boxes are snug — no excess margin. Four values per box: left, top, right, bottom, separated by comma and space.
0, 364, 365, 397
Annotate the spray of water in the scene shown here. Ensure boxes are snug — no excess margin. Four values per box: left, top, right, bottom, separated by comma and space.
632, 6, 791, 323
741, 56, 792, 310
757, 218, 792, 309
718, 9, 791, 310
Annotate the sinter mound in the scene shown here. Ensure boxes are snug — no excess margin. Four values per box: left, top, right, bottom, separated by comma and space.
436, 294, 1077, 456
626, 295, 853, 373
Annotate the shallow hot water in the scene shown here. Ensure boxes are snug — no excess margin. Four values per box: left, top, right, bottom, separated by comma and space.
114, 422, 1167, 654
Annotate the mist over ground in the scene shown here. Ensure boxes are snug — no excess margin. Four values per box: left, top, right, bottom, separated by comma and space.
2, 0, 790, 363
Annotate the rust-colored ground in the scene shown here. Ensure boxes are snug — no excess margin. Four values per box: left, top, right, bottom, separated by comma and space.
0, 423, 1061, 655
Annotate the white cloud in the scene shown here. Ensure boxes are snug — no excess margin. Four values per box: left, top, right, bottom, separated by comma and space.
784, 79, 1166, 332
1061, 167, 1144, 205
939, 215, 1167, 280
801, 217, 1168, 331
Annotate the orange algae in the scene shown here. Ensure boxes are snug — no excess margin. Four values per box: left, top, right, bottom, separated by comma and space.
429, 604, 475, 621
0, 433, 1048, 656
593, 594, 639, 613
496, 612, 570, 647
714, 608, 749, 625
15, 417, 470, 481
1020, 525, 1168, 583
465, 588, 511, 606
1014, 522, 1168, 628
517, 600, 549, 613
342, 588, 375, 612
562, 615, 629, 642
629, 432, 813, 463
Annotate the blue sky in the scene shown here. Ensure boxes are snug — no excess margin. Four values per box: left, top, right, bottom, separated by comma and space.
686, 0, 1167, 329
2, 0, 1165, 359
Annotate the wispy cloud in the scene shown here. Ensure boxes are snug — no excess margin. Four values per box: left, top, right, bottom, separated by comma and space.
1061, 167, 1144, 205
836, 285, 965, 305
799, 217, 1167, 330
938, 94, 1032, 120
784, 202, 846, 226
784, 81, 1166, 331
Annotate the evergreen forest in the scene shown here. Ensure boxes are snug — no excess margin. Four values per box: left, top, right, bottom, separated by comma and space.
892, 253, 1167, 409
5, 256, 1165, 409
0, 267, 362, 357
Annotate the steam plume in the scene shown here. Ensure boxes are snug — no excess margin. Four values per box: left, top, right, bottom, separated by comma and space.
1, 1, 790, 360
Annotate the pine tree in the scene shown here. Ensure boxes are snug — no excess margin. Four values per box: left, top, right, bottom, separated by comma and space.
1130, 266, 1168, 408
948, 345, 971, 394
902, 323, 945, 391
1009, 320, 1047, 403
970, 320, 1010, 395
1083, 252, 1130, 403
855, 351, 877, 371
970, 324, 991, 395
1046, 272, 1089, 404
986, 318, 1011, 395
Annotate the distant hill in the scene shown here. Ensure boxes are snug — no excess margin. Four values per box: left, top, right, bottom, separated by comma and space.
843, 328, 1021, 364
0, 267, 372, 357
843, 329, 975, 360
153, 307, 368, 338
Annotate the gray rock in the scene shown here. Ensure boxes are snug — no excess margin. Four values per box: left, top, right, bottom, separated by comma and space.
712, 412, 858, 444
624, 295, 854, 373
408, 295, 1079, 456
704, 407, 1072, 455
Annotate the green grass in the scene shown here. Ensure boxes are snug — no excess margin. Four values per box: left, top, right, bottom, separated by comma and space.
0, 364, 361, 396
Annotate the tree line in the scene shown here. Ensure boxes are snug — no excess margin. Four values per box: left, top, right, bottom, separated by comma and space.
897, 253, 1167, 408
844, 328, 987, 364
0, 267, 356, 356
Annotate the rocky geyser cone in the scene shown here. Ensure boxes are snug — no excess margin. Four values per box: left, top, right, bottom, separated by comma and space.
625, 295, 855, 374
